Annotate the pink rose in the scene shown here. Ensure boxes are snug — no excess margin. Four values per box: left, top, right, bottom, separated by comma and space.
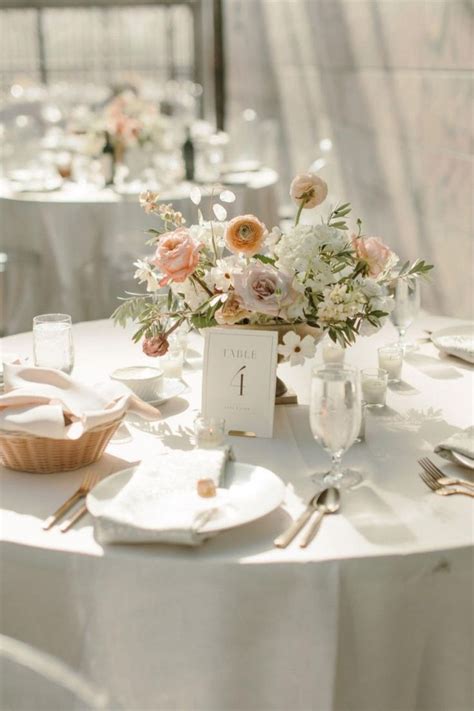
142, 334, 169, 357
290, 173, 328, 209
152, 227, 201, 285
233, 263, 294, 317
351, 235, 395, 278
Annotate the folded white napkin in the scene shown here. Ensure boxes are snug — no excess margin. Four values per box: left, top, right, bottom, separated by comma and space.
0, 364, 160, 439
433, 334, 474, 364
434, 426, 474, 463
92, 447, 233, 546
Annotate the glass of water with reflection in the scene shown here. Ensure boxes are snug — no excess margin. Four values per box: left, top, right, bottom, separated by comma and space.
33, 314, 74, 374
310, 365, 362, 490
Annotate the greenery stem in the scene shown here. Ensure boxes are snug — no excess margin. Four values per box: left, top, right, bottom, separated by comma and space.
191, 273, 213, 297
294, 197, 308, 226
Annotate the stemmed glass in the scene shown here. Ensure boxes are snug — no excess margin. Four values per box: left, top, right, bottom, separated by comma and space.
310, 365, 362, 490
388, 274, 420, 352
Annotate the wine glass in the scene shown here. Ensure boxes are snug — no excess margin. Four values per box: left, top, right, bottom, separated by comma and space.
388, 274, 420, 352
310, 365, 362, 490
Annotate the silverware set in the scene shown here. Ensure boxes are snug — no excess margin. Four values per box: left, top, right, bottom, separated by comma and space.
274, 487, 340, 548
418, 457, 474, 499
42, 468, 99, 532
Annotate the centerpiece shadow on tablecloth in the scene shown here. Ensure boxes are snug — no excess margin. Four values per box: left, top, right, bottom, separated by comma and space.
127, 418, 194, 450
343, 484, 417, 545
388, 379, 419, 395
0, 453, 136, 519
404, 352, 463, 379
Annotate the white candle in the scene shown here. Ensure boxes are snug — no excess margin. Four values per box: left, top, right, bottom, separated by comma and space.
378, 347, 403, 381
194, 416, 226, 448
161, 348, 184, 378
362, 378, 386, 405
322, 342, 345, 365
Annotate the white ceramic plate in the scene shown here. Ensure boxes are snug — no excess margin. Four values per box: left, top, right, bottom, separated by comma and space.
431, 324, 474, 364
87, 461, 285, 535
146, 378, 187, 406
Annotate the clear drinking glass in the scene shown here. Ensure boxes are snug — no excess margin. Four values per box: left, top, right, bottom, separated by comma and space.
310, 365, 362, 490
33, 314, 74, 374
388, 274, 420, 352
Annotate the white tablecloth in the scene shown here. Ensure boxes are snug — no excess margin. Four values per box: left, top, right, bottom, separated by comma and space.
0, 170, 279, 334
1, 314, 473, 711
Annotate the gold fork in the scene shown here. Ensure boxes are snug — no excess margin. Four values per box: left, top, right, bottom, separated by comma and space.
418, 457, 474, 490
419, 469, 474, 499
42, 467, 101, 530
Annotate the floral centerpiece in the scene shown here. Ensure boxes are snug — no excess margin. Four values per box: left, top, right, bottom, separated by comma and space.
71, 91, 174, 168
113, 173, 432, 375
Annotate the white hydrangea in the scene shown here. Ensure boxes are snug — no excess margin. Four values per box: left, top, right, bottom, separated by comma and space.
189, 221, 227, 252
317, 283, 364, 325
274, 224, 350, 277
170, 277, 208, 310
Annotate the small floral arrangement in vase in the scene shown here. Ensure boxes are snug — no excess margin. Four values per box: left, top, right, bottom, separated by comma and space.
77, 92, 174, 179
113, 173, 432, 395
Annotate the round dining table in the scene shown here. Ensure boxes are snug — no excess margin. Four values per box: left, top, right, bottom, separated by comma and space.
0, 313, 473, 711
0, 169, 279, 335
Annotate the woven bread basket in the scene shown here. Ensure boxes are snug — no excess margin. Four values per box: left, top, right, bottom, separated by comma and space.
0, 417, 123, 473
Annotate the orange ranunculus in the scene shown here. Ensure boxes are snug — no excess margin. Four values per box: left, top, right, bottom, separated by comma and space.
224, 214, 267, 256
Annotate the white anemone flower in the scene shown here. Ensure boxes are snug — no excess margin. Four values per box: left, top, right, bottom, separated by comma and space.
277, 331, 316, 366
133, 259, 160, 292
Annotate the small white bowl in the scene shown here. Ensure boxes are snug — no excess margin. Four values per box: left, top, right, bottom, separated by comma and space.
110, 366, 164, 402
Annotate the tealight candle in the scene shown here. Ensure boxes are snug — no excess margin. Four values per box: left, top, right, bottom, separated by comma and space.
378, 344, 403, 382
361, 368, 388, 407
161, 345, 184, 378
194, 416, 226, 449
322, 341, 345, 365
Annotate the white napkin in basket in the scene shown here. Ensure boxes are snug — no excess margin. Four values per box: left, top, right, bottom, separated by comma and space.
92, 447, 234, 546
0, 364, 159, 439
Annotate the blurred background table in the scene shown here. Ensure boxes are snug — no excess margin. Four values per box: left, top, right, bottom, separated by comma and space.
0, 168, 279, 334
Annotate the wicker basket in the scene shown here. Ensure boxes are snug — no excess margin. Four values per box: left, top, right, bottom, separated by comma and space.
0, 417, 123, 474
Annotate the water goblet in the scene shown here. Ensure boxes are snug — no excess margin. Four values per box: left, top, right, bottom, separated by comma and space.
310, 365, 362, 490
388, 274, 420, 352
33, 313, 74, 374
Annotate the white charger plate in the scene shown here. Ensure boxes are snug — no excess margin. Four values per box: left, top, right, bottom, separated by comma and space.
431, 324, 474, 364
87, 461, 285, 535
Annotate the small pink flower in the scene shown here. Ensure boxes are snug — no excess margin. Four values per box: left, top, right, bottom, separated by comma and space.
152, 227, 201, 285
142, 334, 169, 357
351, 235, 395, 278
290, 173, 328, 209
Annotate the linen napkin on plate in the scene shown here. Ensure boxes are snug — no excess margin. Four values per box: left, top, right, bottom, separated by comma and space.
434, 426, 474, 463
432, 333, 474, 364
0, 363, 159, 439
92, 447, 234, 546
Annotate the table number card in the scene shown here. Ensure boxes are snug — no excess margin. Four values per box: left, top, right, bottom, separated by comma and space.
202, 328, 278, 438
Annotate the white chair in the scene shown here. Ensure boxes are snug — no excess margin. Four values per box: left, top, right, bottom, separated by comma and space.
0, 634, 111, 710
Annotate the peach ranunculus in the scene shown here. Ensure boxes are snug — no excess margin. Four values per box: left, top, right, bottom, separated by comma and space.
214, 292, 250, 325
290, 173, 328, 209
152, 227, 202, 285
224, 214, 267, 256
142, 334, 169, 357
351, 235, 396, 278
